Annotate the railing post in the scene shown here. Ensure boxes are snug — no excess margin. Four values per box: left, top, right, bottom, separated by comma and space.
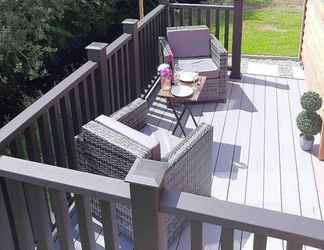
160, 0, 170, 27
125, 159, 168, 250
122, 19, 141, 99
86, 42, 110, 115
230, 0, 243, 79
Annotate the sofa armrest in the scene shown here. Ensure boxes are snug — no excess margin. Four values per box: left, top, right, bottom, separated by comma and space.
210, 34, 228, 72
109, 98, 148, 130
159, 36, 174, 64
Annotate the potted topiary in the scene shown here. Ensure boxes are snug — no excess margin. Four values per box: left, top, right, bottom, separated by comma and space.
296, 91, 322, 151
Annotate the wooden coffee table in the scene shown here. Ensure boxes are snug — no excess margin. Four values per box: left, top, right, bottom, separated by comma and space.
158, 76, 206, 136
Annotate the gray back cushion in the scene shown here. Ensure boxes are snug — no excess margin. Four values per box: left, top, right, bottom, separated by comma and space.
167, 26, 210, 58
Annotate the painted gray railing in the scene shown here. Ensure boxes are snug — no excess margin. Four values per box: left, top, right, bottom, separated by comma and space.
1, 157, 324, 250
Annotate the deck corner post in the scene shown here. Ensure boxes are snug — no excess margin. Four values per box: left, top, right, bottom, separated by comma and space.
85, 42, 110, 115
230, 0, 243, 79
125, 159, 169, 250
122, 19, 141, 99
159, 0, 170, 27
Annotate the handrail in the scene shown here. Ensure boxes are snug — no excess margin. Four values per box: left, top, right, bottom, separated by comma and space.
106, 33, 132, 57
160, 191, 324, 249
0, 61, 98, 151
169, 3, 234, 10
137, 4, 166, 31
0, 156, 131, 204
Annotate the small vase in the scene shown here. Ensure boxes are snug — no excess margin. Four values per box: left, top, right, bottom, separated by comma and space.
161, 77, 171, 90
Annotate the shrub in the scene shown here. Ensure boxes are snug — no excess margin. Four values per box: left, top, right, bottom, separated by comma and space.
300, 91, 322, 112
296, 110, 322, 139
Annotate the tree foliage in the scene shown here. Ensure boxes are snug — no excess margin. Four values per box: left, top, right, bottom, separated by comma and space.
0, 0, 158, 127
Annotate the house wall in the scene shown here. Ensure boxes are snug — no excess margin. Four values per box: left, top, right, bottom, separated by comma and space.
301, 0, 324, 96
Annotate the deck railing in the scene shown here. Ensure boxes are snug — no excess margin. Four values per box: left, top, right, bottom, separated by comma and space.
1, 157, 324, 250
5, 2, 323, 250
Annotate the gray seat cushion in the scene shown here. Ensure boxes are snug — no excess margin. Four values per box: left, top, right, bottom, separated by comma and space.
175, 57, 219, 79
167, 26, 210, 58
141, 125, 182, 159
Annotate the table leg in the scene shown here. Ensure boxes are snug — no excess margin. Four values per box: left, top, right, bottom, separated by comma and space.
169, 101, 187, 136
187, 104, 198, 127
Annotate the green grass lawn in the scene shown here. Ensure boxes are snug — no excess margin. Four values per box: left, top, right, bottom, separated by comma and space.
241, 8, 302, 57
209, 0, 303, 57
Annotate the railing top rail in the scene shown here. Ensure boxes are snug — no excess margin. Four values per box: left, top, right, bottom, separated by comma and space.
106, 33, 132, 57
0, 156, 131, 204
169, 3, 234, 10
0, 61, 98, 151
161, 191, 324, 249
137, 4, 165, 31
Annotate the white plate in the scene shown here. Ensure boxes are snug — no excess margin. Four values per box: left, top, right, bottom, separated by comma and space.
171, 85, 194, 98
179, 72, 199, 82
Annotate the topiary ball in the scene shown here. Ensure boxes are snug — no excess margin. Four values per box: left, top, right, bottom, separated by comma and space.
296, 110, 322, 137
301, 91, 322, 112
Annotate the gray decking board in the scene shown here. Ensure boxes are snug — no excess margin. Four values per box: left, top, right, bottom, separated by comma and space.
68, 63, 323, 250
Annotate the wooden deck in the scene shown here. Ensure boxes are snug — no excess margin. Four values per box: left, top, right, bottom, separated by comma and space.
67, 60, 324, 250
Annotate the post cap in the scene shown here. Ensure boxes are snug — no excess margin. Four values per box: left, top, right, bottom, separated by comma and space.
85, 42, 108, 51
122, 19, 139, 26
125, 159, 169, 189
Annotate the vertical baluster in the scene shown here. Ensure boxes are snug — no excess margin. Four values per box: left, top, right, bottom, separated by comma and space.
90, 72, 99, 117
60, 96, 77, 170
69, 88, 83, 135
170, 7, 175, 26
224, 9, 230, 51
81, 80, 91, 122
206, 8, 211, 28
75, 194, 96, 250
125, 43, 132, 102
253, 233, 267, 250
287, 240, 303, 250
0, 180, 15, 250
191, 220, 203, 250
25, 125, 53, 250
179, 8, 184, 26
100, 201, 119, 250
198, 8, 202, 25
215, 9, 220, 39
120, 47, 127, 106
107, 56, 116, 112
49, 104, 68, 168
114, 53, 121, 109
221, 227, 234, 250
5, 177, 34, 250
148, 22, 153, 80
38, 114, 75, 250
189, 8, 193, 25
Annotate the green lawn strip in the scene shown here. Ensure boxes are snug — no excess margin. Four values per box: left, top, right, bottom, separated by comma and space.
210, 7, 302, 57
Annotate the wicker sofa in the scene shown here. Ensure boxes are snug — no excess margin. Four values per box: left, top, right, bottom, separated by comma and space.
75, 98, 213, 246
159, 25, 228, 102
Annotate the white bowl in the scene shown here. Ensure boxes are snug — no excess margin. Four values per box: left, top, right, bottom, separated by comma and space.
179, 72, 199, 82
171, 85, 194, 98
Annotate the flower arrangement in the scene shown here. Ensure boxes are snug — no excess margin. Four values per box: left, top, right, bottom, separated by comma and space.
158, 63, 172, 90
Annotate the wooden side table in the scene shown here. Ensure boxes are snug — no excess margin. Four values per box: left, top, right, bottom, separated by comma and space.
158, 76, 207, 136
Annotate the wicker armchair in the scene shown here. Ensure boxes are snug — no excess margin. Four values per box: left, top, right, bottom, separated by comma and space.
159, 25, 228, 102
75, 98, 213, 246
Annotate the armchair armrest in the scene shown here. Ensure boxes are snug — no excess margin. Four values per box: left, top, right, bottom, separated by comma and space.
158, 36, 174, 64
163, 123, 213, 196
210, 34, 228, 72
109, 98, 148, 130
